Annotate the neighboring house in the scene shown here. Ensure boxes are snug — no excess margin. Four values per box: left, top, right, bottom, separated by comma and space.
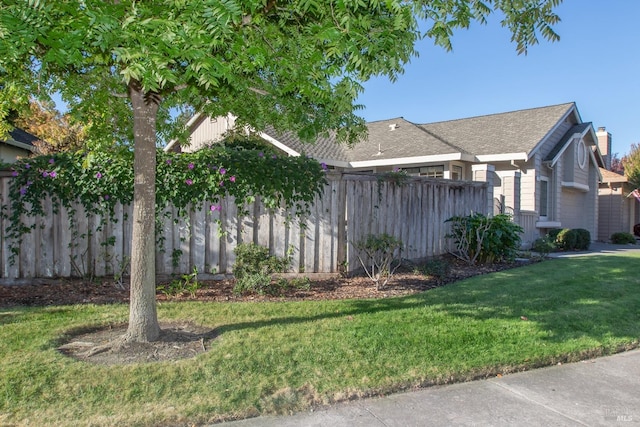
0, 127, 37, 163
170, 102, 604, 247
598, 168, 639, 241
596, 126, 640, 241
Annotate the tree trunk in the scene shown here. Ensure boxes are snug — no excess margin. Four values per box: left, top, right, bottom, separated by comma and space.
124, 83, 161, 342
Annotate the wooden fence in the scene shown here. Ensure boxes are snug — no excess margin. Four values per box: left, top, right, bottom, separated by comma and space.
0, 172, 489, 282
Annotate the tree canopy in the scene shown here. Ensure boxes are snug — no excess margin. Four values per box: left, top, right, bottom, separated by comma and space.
0, 0, 563, 343
623, 143, 640, 190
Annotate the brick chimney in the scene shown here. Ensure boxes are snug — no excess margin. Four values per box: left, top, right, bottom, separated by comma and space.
596, 126, 612, 170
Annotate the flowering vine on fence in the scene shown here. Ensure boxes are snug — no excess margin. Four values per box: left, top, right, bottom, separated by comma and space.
1, 143, 327, 267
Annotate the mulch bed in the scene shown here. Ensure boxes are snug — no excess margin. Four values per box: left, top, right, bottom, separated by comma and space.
0, 256, 533, 308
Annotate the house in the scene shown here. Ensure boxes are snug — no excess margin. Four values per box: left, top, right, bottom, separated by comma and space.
170, 102, 604, 247
596, 127, 640, 241
0, 127, 37, 164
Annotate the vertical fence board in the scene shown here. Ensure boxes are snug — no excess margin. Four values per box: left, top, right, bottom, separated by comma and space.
191, 204, 207, 274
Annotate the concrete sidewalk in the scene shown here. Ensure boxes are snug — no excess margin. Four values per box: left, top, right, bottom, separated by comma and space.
219, 349, 640, 426
547, 241, 640, 258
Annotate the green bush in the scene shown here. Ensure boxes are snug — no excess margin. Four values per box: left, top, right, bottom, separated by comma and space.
575, 229, 591, 250
232, 243, 292, 295
531, 236, 555, 258
611, 232, 637, 245
551, 228, 590, 251
555, 228, 577, 251
445, 213, 523, 264
547, 228, 563, 242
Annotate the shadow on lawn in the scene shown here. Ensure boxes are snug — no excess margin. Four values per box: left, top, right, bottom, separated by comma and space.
217, 255, 640, 347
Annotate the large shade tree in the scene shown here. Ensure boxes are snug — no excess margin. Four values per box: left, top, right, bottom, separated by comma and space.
0, 0, 562, 343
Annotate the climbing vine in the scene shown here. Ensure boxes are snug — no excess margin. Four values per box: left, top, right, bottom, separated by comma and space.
2, 142, 327, 266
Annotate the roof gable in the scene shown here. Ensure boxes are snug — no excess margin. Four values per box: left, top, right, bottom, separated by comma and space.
544, 122, 593, 166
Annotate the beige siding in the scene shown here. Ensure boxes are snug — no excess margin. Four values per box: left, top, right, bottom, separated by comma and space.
0, 144, 31, 164
184, 115, 236, 152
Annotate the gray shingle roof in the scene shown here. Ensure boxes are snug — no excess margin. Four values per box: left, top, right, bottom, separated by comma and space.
262, 102, 578, 164
418, 102, 575, 157
5, 127, 38, 147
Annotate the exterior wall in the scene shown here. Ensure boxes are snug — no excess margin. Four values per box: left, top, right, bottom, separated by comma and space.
184, 115, 236, 152
557, 156, 599, 239
517, 160, 538, 212
0, 144, 31, 164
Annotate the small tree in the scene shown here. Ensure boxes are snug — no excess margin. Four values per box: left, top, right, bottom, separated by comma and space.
622, 143, 640, 190
353, 233, 403, 290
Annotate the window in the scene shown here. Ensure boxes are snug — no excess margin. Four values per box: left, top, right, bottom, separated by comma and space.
402, 165, 444, 178
539, 177, 549, 218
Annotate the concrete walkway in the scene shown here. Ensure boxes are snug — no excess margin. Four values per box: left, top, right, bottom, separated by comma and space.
218, 243, 640, 427
547, 241, 640, 258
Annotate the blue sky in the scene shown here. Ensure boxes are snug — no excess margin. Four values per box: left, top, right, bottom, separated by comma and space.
357, 0, 640, 158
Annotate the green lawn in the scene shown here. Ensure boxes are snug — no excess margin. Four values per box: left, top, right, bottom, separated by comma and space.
1, 253, 639, 426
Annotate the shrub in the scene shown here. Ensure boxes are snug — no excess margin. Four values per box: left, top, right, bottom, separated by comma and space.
555, 228, 577, 251
552, 228, 590, 251
232, 243, 291, 295
353, 233, 402, 290
157, 266, 201, 298
547, 228, 563, 242
575, 229, 591, 250
531, 236, 555, 258
445, 213, 523, 264
611, 232, 637, 245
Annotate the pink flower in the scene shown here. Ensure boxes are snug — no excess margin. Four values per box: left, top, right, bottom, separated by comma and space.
210, 204, 221, 212
166, 159, 172, 165
95, 172, 102, 179
185, 179, 193, 185
11, 170, 18, 177
219, 168, 226, 175
188, 163, 194, 170
19, 187, 27, 196
24, 163, 30, 169
219, 181, 224, 187
229, 176, 236, 183
48, 158, 55, 164
321, 162, 328, 170
258, 152, 264, 158
42, 171, 49, 178
104, 195, 110, 200
49, 171, 57, 178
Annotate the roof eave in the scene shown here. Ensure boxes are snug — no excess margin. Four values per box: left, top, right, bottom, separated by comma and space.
4, 138, 36, 152
348, 153, 470, 168
475, 152, 528, 163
